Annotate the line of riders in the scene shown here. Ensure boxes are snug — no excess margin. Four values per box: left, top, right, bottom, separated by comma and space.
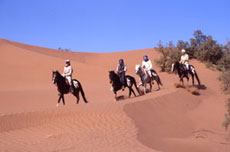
52, 48, 201, 105
62, 49, 191, 93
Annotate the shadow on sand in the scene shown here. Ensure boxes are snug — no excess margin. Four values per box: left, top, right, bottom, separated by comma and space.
195, 84, 207, 90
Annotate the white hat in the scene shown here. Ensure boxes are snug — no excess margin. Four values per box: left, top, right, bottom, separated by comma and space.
65, 59, 70, 63
181, 49, 186, 53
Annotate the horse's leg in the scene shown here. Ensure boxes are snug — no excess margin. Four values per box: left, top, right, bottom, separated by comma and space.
114, 91, 117, 101
130, 82, 137, 97
128, 87, 132, 97
180, 75, 184, 85
129, 86, 136, 97
194, 71, 201, 86
138, 82, 142, 90
156, 76, 162, 90
149, 82, 152, 92
144, 83, 147, 94
73, 90, 80, 104
61, 95, 65, 105
186, 75, 189, 86
156, 79, 160, 90
57, 94, 62, 107
191, 73, 194, 85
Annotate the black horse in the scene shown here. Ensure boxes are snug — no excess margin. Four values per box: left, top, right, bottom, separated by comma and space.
52, 70, 88, 106
171, 61, 201, 85
135, 64, 163, 94
109, 71, 140, 100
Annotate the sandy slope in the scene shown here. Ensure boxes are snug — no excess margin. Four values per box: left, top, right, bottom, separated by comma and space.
0, 39, 229, 152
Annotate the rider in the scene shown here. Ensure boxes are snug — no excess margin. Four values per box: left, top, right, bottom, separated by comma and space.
180, 49, 190, 71
116, 59, 127, 91
63, 60, 74, 92
142, 55, 152, 78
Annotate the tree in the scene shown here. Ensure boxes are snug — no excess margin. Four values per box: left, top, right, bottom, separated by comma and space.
177, 40, 189, 50
155, 41, 168, 72
189, 30, 223, 64
155, 40, 180, 72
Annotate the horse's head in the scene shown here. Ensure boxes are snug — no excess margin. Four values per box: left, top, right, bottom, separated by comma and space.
135, 64, 142, 74
108, 70, 116, 84
171, 63, 175, 73
52, 71, 58, 84
52, 70, 62, 84
171, 61, 180, 73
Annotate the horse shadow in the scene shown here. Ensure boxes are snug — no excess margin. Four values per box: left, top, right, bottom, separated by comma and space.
195, 84, 207, 90
115, 95, 125, 101
139, 88, 152, 95
115, 93, 142, 101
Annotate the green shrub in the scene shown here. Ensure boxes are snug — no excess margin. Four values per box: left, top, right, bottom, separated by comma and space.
154, 41, 180, 72
223, 98, 230, 131
217, 49, 230, 72
219, 71, 230, 94
205, 61, 211, 68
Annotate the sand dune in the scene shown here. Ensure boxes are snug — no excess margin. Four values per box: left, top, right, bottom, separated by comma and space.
0, 39, 229, 152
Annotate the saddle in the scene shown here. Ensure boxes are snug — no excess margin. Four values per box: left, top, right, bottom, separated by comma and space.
181, 64, 189, 72
65, 78, 79, 88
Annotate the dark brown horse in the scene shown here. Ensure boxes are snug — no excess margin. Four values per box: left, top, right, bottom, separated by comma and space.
109, 71, 140, 100
171, 61, 201, 85
52, 71, 88, 106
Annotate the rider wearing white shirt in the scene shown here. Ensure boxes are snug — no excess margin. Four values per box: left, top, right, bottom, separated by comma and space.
180, 49, 190, 70
63, 60, 74, 92
142, 55, 152, 78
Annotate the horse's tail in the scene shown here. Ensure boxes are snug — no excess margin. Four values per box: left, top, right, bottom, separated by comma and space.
131, 76, 140, 95
126, 76, 140, 94
78, 82, 88, 103
156, 75, 163, 86
151, 70, 163, 86
190, 65, 201, 86
194, 70, 201, 86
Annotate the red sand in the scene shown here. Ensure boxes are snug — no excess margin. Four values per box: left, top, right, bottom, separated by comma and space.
0, 39, 229, 152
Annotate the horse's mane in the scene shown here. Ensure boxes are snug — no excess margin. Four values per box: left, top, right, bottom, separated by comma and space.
109, 70, 119, 80
55, 70, 62, 76
109, 70, 116, 75
54, 70, 65, 80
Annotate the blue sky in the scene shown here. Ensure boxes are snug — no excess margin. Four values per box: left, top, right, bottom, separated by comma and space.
0, 0, 229, 52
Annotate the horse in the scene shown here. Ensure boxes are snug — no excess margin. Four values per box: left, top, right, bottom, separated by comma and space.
109, 71, 140, 100
52, 70, 88, 106
135, 64, 163, 94
171, 61, 201, 86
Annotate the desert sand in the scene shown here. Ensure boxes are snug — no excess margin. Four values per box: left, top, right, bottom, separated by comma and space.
0, 39, 229, 152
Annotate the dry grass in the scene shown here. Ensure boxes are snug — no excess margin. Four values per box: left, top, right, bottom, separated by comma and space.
174, 83, 200, 95
174, 82, 185, 88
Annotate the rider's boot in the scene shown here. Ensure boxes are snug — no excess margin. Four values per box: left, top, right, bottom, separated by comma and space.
122, 85, 125, 91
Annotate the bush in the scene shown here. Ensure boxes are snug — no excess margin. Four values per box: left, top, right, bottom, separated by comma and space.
223, 98, 230, 131
205, 61, 214, 70
219, 70, 230, 94
217, 49, 230, 72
